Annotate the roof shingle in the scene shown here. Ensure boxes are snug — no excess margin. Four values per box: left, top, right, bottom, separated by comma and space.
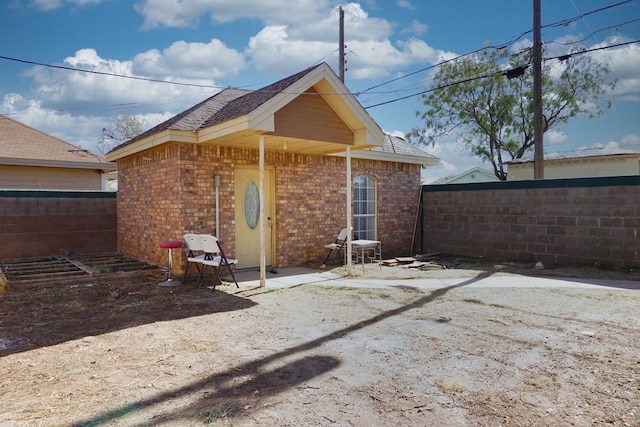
0, 115, 112, 167
113, 64, 325, 152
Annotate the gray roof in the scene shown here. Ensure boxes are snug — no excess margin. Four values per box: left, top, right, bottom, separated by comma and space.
374, 134, 436, 158
508, 147, 640, 164
111, 64, 324, 152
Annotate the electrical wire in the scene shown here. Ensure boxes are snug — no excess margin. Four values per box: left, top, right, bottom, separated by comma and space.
359, 0, 634, 96
0, 55, 227, 90
0, 1, 636, 112
547, 18, 640, 46
363, 39, 640, 110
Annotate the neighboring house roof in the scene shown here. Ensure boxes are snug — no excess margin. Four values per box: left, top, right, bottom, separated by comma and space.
107, 62, 386, 161
506, 147, 640, 164
0, 114, 116, 170
332, 134, 439, 166
505, 147, 640, 180
429, 166, 498, 184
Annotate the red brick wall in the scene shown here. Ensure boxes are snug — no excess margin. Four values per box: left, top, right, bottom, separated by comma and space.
0, 191, 116, 259
116, 143, 422, 271
420, 177, 640, 268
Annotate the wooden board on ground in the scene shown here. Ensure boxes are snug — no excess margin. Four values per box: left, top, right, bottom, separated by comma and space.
61, 256, 95, 275
414, 252, 441, 261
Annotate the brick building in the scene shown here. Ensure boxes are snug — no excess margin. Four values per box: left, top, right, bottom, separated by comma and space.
106, 63, 438, 277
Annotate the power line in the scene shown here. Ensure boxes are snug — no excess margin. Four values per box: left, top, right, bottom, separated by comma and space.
359, 1, 635, 97
0, 1, 635, 111
363, 39, 640, 110
546, 0, 633, 29
0, 55, 226, 90
548, 18, 640, 46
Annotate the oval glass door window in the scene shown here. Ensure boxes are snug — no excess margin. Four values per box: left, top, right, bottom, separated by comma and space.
244, 180, 260, 229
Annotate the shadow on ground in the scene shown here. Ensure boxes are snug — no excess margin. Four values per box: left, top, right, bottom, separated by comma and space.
0, 270, 256, 357
69, 273, 493, 426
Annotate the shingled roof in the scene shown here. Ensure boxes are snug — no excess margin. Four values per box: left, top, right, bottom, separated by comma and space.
0, 115, 115, 169
113, 64, 324, 152
334, 133, 439, 166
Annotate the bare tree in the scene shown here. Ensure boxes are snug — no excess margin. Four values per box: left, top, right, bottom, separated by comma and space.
98, 114, 148, 155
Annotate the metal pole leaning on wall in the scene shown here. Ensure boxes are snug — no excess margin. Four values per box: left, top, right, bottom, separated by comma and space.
410, 186, 422, 255
215, 175, 220, 239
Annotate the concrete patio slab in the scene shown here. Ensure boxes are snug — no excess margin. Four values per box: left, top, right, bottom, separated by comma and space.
229, 267, 640, 291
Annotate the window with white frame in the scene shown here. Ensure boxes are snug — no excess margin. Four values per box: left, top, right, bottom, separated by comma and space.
353, 174, 376, 240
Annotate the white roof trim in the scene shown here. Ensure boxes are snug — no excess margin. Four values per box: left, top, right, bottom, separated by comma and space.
331, 149, 439, 166
0, 157, 117, 170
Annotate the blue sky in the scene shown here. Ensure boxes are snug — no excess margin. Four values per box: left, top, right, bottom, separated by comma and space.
1, 0, 639, 182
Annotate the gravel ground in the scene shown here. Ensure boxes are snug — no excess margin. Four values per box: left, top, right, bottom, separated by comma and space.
1, 262, 639, 426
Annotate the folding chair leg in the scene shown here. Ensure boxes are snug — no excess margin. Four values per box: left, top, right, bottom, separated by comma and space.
182, 262, 201, 285
212, 266, 221, 291
322, 249, 334, 266
221, 259, 239, 288
196, 264, 209, 288
218, 244, 239, 288
182, 263, 189, 284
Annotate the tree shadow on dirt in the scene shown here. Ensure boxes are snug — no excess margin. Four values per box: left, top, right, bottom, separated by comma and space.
69, 272, 494, 426
0, 271, 256, 357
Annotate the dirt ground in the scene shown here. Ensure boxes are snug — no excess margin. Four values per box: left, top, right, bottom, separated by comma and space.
1, 259, 639, 426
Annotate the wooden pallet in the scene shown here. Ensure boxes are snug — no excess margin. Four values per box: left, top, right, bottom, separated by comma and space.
0, 252, 159, 287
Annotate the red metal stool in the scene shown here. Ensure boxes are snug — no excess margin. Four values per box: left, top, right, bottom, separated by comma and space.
158, 240, 182, 287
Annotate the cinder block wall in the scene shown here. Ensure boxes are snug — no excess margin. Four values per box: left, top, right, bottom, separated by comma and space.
116, 143, 422, 272
0, 191, 117, 259
420, 177, 640, 268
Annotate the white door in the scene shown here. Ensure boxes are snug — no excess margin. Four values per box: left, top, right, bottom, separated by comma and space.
234, 166, 274, 269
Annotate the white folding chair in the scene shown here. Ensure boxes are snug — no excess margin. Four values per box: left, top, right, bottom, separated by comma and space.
199, 234, 239, 290
182, 234, 206, 286
321, 227, 350, 268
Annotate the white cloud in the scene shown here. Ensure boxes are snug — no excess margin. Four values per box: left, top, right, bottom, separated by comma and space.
6, 47, 223, 154
546, 130, 568, 145
569, 134, 640, 157
2, 93, 175, 154
133, 39, 246, 80
397, 0, 415, 10
24, 48, 220, 112
134, 0, 331, 30
402, 19, 428, 35
620, 133, 640, 150
15, 0, 101, 11
133, 1, 440, 80
592, 37, 640, 102
382, 128, 489, 184
246, 22, 448, 80
418, 138, 487, 183
246, 26, 336, 76
544, 35, 640, 102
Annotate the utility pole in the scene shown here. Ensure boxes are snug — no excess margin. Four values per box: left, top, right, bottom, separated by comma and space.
339, 6, 345, 83
533, 0, 544, 179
